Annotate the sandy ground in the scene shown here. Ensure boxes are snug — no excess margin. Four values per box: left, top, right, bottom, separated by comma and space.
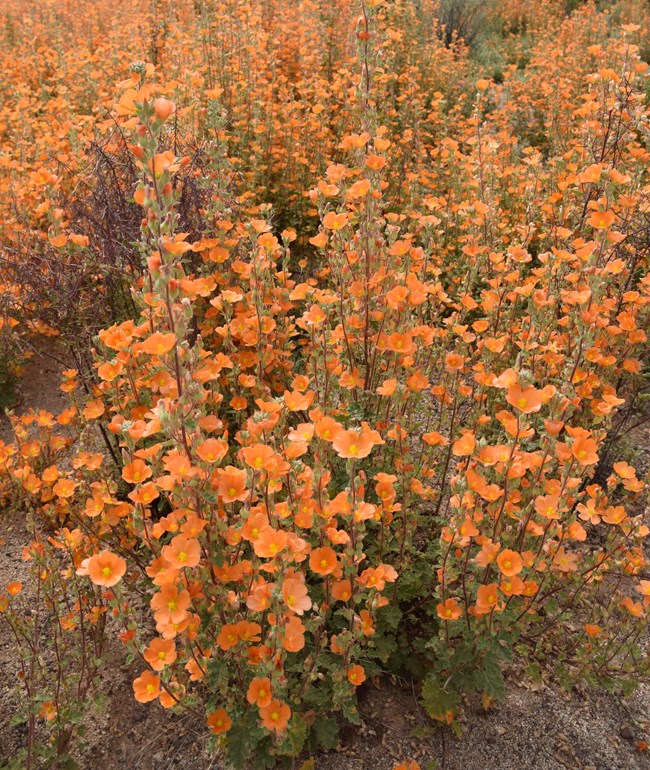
0, 345, 648, 770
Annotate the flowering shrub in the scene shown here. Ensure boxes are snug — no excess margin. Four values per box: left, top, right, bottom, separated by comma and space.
0, 1, 649, 769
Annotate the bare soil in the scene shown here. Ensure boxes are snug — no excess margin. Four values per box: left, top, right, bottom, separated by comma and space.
0, 345, 648, 770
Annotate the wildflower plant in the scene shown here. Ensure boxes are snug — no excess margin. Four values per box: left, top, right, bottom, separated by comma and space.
0, 1, 649, 768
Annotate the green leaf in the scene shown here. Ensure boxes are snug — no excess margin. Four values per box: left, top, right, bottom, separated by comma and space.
475, 658, 505, 702
277, 712, 308, 757
525, 662, 542, 684
421, 675, 459, 719
312, 717, 339, 750
226, 713, 262, 770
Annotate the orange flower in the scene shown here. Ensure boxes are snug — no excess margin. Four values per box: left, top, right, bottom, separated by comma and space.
282, 577, 312, 615
195, 438, 228, 463
150, 585, 191, 626
506, 385, 543, 414
475, 583, 499, 614
309, 546, 338, 576
218, 466, 248, 503
208, 708, 232, 734
140, 332, 177, 356
241, 443, 275, 471
375, 472, 397, 504
144, 638, 177, 671
128, 481, 160, 505
283, 615, 306, 652
534, 494, 561, 520
133, 670, 161, 703
83, 399, 105, 420
122, 458, 152, 484
385, 332, 416, 355
357, 563, 398, 591
613, 461, 636, 479
247, 677, 272, 707
153, 97, 175, 121
347, 664, 366, 686
322, 211, 348, 230
552, 547, 578, 573
163, 449, 195, 479
365, 154, 386, 170
7, 581, 23, 596
452, 430, 475, 457
236, 620, 262, 643
162, 535, 201, 569
500, 576, 525, 596
314, 416, 343, 442
377, 378, 398, 396
423, 431, 448, 446
259, 699, 291, 733
587, 209, 615, 229
159, 681, 184, 709
39, 701, 57, 721
247, 582, 273, 612
444, 353, 465, 372
436, 598, 462, 621
53, 478, 77, 498
385, 285, 409, 309
283, 389, 313, 411
356, 609, 375, 637
87, 551, 127, 587
331, 580, 352, 602
571, 435, 599, 465
333, 429, 374, 459
217, 624, 240, 651
496, 549, 523, 577
621, 597, 645, 618
254, 528, 288, 559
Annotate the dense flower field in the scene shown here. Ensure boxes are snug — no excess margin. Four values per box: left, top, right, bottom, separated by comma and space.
0, 0, 649, 768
